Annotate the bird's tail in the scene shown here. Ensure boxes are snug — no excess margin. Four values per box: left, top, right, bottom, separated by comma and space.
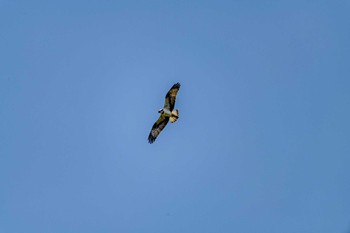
170, 109, 179, 123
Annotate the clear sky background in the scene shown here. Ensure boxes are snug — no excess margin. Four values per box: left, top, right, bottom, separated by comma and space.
1, 1, 350, 232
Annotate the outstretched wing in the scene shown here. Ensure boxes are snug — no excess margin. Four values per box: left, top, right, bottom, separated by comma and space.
148, 115, 169, 143
164, 82, 180, 111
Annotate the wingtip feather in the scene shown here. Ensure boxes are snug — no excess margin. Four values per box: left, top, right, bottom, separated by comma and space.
173, 82, 180, 89
148, 135, 155, 144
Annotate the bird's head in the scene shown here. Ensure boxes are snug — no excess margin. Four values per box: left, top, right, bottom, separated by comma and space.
158, 109, 164, 114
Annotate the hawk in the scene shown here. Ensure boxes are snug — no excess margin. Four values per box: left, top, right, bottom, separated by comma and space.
148, 82, 181, 143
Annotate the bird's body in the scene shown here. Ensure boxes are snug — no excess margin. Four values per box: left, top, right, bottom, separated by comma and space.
159, 108, 172, 116
148, 83, 181, 143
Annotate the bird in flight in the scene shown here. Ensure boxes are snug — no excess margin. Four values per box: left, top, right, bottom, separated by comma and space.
148, 82, 181, 144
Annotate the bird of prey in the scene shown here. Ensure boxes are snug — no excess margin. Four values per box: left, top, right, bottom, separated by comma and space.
148, 82, 181, 143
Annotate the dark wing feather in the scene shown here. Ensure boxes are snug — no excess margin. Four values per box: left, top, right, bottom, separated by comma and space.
164, 82, 180, 111
148, 115, 169, 143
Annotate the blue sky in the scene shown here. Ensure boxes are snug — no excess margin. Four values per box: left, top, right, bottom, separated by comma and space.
1, 1, 350, 232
